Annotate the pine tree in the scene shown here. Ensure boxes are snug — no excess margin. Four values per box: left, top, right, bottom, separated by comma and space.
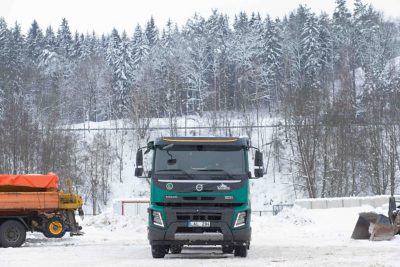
106, 29, 134, 117
106, 28, 121, 117
56, 18, 73, 59
318, 13, 334, 100
353, 0, 380, 71
233, 11, 249, 34
26, 20, 44, 63
332, 0, 357, 116
145, 17, 158, 48
262, 16, 282, 101
332, 0, 351, 64
37, 26, 60, 74
131, 24, 149, 68
0, 18, 10, 71
206, 10, 232, 111
249, 12, 262, 29
301, 11, 321, 89
106, 28, 120, 65
9, 22, 25, 96
43, 26, 56, 50
71, 31, 82, 61
183, 13, 210, 115
115, 31, 134, 114
0, 18, 10, 117
161, 19, 174, 49
79, 33, 91, 59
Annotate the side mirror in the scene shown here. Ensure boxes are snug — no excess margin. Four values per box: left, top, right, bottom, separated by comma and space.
254, 150, 263, 178
135, 149, 144, 177
254, 169, 263, 178
254, 150, 263, 167
136, 149, 143, 166
135, 167, 144, 177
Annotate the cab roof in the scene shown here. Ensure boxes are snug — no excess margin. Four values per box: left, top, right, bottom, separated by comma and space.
154, 137, 249, 147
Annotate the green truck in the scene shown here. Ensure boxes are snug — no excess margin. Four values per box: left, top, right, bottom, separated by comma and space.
135, 137, 263, 258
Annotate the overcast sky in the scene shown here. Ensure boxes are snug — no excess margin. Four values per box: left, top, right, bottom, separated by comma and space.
1, 0, 400, 35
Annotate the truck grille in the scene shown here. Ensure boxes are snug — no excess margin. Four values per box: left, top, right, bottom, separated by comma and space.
176, 212, 222, 221
182, 197, 216, 201
157, 202, 242, 208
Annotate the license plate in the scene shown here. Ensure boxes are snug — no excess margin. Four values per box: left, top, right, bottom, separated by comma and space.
188, 221, 210, 227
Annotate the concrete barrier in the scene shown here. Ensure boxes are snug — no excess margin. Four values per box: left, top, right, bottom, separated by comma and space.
295, 195, 399, 210
326, 198, 343, 209
311, 199, 327, 209
343, 197, 361, 208
360, 197, 374, 207
374, 196, 390, 207
295, 199, 312, 209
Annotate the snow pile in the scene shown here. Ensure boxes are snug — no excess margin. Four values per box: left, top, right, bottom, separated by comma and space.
275, 205, 314, 225
82, 211, 147, 233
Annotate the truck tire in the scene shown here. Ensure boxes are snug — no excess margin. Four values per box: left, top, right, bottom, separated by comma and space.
234, 245, 247, 257
222, 245, 234, 254
0, 220, 26, 247
44, 217, 66, 238
170, 244, 182, 254
151, 245, 166, 258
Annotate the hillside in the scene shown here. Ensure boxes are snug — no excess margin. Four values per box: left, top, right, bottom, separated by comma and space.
70, 114, 297, 213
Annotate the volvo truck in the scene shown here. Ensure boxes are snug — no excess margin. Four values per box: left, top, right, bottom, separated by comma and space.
135, 137, 263, 258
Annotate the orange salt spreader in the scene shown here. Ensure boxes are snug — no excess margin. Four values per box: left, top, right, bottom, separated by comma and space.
0, 173, 84, 247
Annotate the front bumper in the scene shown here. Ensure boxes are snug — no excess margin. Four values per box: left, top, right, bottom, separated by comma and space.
148, 206, 251, 245
148, 223, 251, 245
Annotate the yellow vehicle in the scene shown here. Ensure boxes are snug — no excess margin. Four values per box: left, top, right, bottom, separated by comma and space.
0, 174, 84, 247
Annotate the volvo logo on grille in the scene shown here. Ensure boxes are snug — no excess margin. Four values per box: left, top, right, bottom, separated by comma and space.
195, 184, 203, 191
217, 183, 230, 191
166, 183, 173, 190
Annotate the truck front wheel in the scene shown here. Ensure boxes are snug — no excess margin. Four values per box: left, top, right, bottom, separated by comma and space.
0, 220, 26, 247
222, 245, 234, 254
151, 245, 166, 258
234, 245, 248, 257
44, 217, 66, 238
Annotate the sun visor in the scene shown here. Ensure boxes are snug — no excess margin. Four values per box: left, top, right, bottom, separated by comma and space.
155, 137, 249, 147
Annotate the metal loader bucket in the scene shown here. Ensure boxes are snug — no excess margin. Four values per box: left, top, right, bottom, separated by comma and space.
351, 212, 396, 241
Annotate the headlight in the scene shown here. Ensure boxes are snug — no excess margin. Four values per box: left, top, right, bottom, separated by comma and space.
152, 211, 164, 227
234, 211, 247, 228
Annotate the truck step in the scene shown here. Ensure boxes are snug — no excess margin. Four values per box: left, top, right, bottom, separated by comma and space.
174, 232, 223, 241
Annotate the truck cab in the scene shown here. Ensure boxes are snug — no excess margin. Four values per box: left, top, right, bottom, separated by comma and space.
135, 137, 263, 258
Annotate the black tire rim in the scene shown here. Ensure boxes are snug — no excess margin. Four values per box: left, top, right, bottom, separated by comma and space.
6, 226, 21, 243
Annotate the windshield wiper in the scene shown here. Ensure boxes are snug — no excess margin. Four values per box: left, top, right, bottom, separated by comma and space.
195, 169, 236, 180
156, 168, 194, 179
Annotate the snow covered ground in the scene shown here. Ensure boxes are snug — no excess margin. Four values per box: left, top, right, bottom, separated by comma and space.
1, 205, 399, 267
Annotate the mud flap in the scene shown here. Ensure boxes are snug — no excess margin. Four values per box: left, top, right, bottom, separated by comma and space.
351, 212, 395, 241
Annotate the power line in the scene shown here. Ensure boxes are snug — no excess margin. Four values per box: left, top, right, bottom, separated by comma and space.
51, 122, 400, 132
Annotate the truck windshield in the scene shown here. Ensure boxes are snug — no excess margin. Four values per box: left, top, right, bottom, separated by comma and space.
154, 145, 245, 177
